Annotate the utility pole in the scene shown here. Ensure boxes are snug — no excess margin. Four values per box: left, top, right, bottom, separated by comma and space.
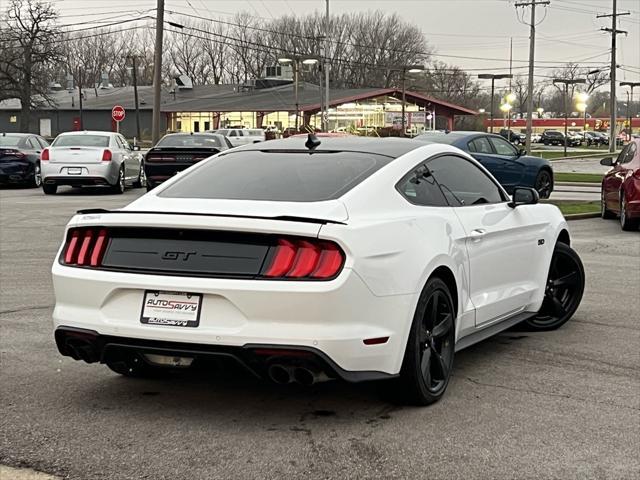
77, 68, 83, 130
597, 1, 629, 153
515, 0, 550, 155
324, 0, 330, 132
478, 74, 512, 133
553, 78, 586, 157
152, 0, 165, 144
128, 55, 141, 143
620, 82, 640, 139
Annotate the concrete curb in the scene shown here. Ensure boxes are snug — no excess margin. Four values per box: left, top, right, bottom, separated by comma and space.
564, 212, 601, 221
556, 182, 600, 187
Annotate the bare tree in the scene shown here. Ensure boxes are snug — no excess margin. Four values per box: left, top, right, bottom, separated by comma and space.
0, 0, 62, 131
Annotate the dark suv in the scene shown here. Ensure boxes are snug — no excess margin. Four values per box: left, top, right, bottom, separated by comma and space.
540, 130, 566, 146
499, 129, 526, 145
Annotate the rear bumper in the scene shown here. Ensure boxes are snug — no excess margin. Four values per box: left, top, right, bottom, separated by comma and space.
0, 162, 34, 183
42, 162, 118, 185
51, 263, 416, 376
54, 326, 396, 382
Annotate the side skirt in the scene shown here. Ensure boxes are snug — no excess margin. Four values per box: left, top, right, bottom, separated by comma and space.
455, 311, 536, 352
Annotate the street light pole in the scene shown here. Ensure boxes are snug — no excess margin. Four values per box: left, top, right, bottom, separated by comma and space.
479, 74, 513, 134
553, 77, 586, 157
324, 0, 330, 131
401, 69, 407, 135
78, 68, 83, 130
620, 82, 640, 139
279, 56, 319, 132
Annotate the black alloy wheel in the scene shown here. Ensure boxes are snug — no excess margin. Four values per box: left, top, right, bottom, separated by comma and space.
620, 192, 639, 231
525, 242, 584, 331
42, 183, 57, 195
601, 188, 615, 219
535, 170, 552, 199
398, 277, 456, 405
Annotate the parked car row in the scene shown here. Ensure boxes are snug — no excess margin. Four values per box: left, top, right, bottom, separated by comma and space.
498, 128, 616, 148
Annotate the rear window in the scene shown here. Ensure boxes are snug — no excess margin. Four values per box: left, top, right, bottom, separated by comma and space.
156, 134, 224, 148
53, 135, 110, 147
0, 136, 23, 147
159, 150, 392, 202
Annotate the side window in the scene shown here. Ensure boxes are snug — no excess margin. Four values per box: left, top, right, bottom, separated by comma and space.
488, 136, 517, 156
619, 143, 636, 165
427, 155, 505, 206
229, 130, 237, 137
37, 137, 49, 148
615, 144, 630, 164
467, 141, 477, 153
470, 137, 493, 154
119, 135, 131, 150
26, 137, 38, 149
396, 164, 448, 207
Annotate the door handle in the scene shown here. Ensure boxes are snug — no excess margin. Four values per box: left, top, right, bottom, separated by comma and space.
469, 229, 486, 242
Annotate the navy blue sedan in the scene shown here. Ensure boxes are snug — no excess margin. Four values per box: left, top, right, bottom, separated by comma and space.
417, 131, 554, 198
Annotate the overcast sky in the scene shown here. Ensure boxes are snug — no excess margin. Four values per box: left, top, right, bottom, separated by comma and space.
6, 0, 639, 89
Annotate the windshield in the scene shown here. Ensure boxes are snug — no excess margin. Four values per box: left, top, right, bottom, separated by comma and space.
53, 135, 110, 147
0, 136, 22, 147
159, 150, 392, 202
155, 134, 225, 149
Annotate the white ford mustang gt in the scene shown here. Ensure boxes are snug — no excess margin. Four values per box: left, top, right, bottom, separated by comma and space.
52, 136, 585, 405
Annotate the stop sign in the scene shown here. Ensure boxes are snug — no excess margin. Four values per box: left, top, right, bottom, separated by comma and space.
112, 105, 126, 122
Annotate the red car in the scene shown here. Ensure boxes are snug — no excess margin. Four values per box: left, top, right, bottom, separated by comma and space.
601, 138, 640, 231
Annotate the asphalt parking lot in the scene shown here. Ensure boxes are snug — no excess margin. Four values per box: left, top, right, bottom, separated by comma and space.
1, 186, 638, 480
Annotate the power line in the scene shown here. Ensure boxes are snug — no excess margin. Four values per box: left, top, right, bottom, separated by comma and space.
514, 0, 551, 154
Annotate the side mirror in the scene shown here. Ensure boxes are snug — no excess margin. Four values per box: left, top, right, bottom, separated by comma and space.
600, 157, 613, 166
509, 187, 539, 208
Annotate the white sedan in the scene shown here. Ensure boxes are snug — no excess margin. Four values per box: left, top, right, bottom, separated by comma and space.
51, 136, 584, 405
40, 131, 144, 194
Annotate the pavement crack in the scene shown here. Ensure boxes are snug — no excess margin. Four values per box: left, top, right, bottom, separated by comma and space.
466, 377, 640, 412
0, 305, 53, 315
572, 319, 639, 331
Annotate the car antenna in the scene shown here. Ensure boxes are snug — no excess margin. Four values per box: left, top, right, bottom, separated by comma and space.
305, 133, 321, 150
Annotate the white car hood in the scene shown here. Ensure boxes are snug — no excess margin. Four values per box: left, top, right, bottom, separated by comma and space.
123, 195, 349, 223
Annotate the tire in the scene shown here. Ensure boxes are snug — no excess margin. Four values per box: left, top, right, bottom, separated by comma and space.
620, 192, 639, 231
132, 162, 146, 188
146, 180, 155, 192
396, 277, 456, 406
534, 169, 552, 199
543, 140, 549, 146
30, 162, 42, 188
112, 166, 125, 194
42, 183, 57, 195
524, 242, 584, 331
106, 351, 169, 378
601, 188, 615, 219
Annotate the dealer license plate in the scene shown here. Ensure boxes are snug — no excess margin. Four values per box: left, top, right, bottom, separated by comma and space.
67, 167, 82, 175
140, 291, 202, 328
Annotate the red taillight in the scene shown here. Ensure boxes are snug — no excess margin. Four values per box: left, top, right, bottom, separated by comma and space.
263, 238, 345, 280
63, 230, 81, 264
264, 239, 296, 277
146, 154, 175, 162
287, 240, 320, 278
90, 229, 108, 267
62, 228, 109, 267
41, 148, 49, 161
101, 149, 112, 162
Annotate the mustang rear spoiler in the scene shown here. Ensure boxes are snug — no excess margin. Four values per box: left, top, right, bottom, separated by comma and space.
75, 208, 346, 225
